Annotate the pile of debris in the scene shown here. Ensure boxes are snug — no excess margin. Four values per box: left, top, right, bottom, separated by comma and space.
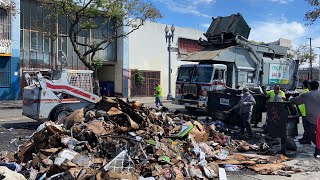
0, 97, 302, 179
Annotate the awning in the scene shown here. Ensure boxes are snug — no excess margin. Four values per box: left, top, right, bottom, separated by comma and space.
182, 48, 225, 62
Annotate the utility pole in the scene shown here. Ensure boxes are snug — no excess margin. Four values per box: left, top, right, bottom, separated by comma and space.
315, 47, 320, 82
307, 38, 313, 80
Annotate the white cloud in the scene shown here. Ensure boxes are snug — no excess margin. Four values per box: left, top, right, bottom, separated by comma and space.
249, 20, 306, 45
155, 0, 215, 18
201, 23, 210, 28
270, 0, 294, 4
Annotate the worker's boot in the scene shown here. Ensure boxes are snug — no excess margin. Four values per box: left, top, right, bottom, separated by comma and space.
314, 148, 320, 158
277, 138, 287, 155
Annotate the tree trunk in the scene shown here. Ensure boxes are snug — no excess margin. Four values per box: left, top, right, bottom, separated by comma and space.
93, 69, 101, 96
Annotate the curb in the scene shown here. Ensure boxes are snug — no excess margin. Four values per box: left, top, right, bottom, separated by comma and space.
0, 106, 22, 109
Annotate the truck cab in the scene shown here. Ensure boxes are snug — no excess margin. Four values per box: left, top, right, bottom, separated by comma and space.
175, 64, 227, 110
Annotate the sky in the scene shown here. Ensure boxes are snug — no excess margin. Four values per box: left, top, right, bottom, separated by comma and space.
151, 0, 320, 49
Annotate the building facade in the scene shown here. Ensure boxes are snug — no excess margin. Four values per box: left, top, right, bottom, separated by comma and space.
298, 68, 320, 83
0, 1, 20, 100
107, 22, 205, 97
0, 0, 205, 99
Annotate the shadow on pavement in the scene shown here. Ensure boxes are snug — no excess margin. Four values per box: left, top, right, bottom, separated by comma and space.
1, 122, 41, 130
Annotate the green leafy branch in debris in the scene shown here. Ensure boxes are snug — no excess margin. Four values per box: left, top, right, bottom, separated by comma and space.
36, 0, 162, 95
134, 69, 144, 86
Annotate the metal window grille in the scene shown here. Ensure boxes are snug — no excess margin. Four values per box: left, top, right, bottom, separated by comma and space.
0, 8, 11, 54
0, 57, 11, 87
67, 72, 93, 93
130, 70, 160, 97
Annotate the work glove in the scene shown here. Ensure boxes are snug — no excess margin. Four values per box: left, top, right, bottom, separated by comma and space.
242, 102, 249, 106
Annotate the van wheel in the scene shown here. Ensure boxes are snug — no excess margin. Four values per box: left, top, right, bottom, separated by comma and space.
185, 106, 197, 113
52, 106, 72, 122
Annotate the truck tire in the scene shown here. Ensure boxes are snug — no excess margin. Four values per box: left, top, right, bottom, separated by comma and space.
185, 106, 197, 113
52, 106, 72, 122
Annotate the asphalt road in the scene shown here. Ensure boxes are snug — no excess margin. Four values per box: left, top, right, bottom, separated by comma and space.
1, 102, 320, 180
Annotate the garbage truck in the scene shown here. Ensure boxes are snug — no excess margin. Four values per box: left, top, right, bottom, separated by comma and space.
174, 13, 299, 113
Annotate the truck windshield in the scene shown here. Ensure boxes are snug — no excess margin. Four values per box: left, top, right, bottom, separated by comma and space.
177, 67, 193, 82
192, 67, 213, 83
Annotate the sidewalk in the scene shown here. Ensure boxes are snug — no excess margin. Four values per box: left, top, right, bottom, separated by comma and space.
0, 97, 172, 109
0, 100, 22, 109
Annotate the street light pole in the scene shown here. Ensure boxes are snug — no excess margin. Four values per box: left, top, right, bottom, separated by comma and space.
307, 37, 313, 79
165, 24, 175, 100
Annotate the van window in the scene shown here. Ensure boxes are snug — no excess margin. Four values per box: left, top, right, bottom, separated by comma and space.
214, 70, 219, 80
221, 70, 225, 80
192, 67, 213, 83
177, 67, 193, 82
218, 70, 223, 80
238, 71, 248, 85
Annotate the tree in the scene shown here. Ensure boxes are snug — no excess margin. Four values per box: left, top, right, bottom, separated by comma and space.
39, 0, 162, 95
288, 44, 317, 78
305, 0, 320, 24
288, 44, 315, 65
249, 40, 266, 45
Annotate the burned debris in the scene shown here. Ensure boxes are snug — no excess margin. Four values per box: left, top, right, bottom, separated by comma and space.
0, 98, 301, 179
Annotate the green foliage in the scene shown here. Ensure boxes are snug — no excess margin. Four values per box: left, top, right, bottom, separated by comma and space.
92, 58, 103, 69
134, 69, 144, 86
288, 44, 317, 65
249, 40, 266, 45
305, 0, 320, 24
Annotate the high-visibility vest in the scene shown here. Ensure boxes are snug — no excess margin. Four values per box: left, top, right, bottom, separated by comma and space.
267, 90, 286, 102
155, 85, 162, 97
298, 88, 309, 116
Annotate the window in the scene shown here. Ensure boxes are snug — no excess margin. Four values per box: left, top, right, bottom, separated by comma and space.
177, 67, 193, 82
20, 0, 117, 70
214, 70, 219, 79
0, 8, 11, 55
0, 57, 10, 87
192, 67, 213, 83
238, 71, 248, 85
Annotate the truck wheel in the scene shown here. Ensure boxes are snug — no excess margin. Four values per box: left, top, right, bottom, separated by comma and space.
52, 106, 72, 122
185, 106, 197, 113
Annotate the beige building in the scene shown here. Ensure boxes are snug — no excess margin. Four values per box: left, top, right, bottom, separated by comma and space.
98, 21, 205, 97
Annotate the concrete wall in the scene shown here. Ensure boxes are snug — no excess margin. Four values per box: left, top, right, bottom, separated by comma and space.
127, 22, 204, 97
114, 25, 129, 97
0, 3, 20, 100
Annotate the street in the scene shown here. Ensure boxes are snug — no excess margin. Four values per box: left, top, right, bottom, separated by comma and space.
0, 100, 320, 180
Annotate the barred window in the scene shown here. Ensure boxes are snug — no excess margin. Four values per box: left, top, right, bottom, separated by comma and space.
0, 57, 10, 87
0, 8, 11, 41
0, 8, 11, 87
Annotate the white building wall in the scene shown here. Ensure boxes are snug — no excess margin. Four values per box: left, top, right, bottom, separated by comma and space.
128, 22, 205, 97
